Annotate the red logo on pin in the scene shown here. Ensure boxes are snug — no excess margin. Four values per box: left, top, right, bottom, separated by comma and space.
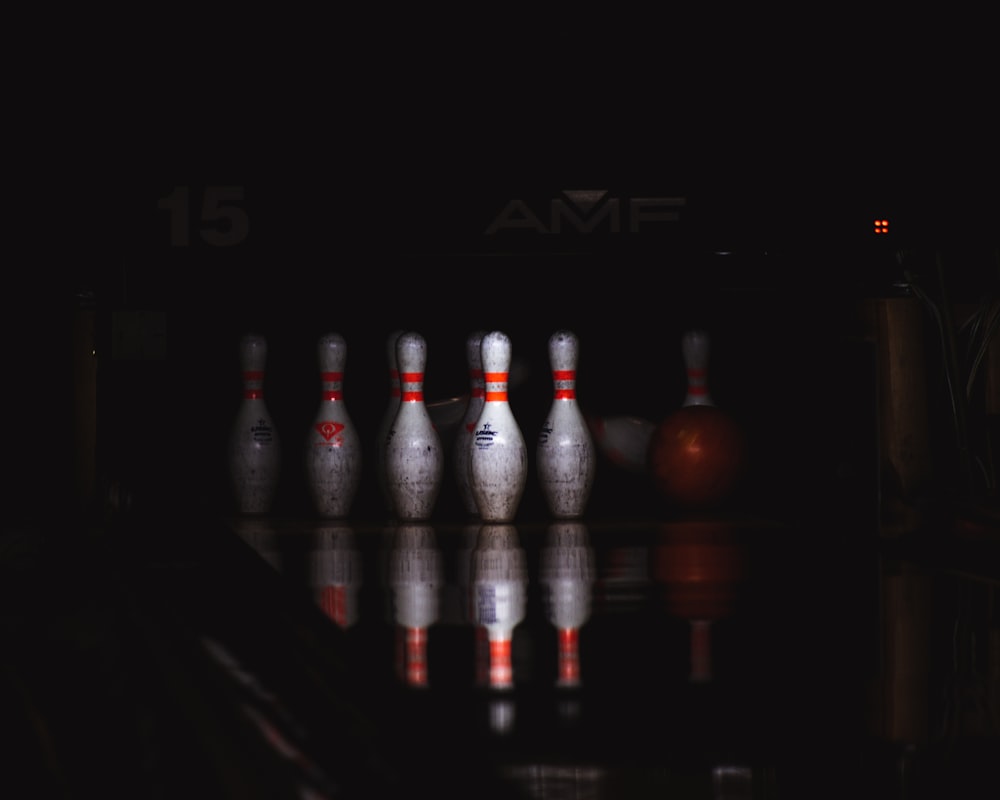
316, 421, 345, 441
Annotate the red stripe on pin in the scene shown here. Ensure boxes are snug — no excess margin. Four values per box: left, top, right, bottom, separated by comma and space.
558, 627, 580, 684
489, 638, 513, 687
318, 585, 347, 627
552, 370, 575, 381
402, 391, 424, 402
485, 391, 508, 402
554, 389, 575, 400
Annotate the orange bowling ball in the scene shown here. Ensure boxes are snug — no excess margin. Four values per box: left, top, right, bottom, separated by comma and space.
647, 405, 747, 509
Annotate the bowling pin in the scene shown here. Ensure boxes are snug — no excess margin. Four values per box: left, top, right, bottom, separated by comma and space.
537, 330, 596, 518
228, 333, 281, 515
385, 332, 444, 521
470, 331, 527, 523
305, 333, 362, 518
540, 521, 595, 688
389, 523, 442, 688
682, 328, 714, 406
648, 330, 746, 508
454, 330, 487, 517
376, 329, 404, 517
472, 523, 527, 691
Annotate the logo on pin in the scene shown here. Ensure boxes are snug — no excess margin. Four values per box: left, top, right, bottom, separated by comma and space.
250, 419, 274, 443
474, 422, 498, 449
538, 424, 553, 445
316, 421, 345, 442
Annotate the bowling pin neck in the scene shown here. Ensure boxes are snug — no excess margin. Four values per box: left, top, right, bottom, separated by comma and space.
548, 330, 580, 372
238, 334, 268, 399
681, 329, 713, 407
547, 330, 580, 399
481, 331, 512, 402
481, 331, 512, 374
396, 332, 428, 403
319, 375, 344, 401
317, 333, 347, 401
385, 328, 404, 390
466, 330, 486, 398
550, 369, 577, 400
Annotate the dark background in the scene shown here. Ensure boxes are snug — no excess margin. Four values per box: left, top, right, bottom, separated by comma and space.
14, 16, 999, 529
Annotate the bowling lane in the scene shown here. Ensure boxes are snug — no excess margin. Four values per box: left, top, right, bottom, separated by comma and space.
4, 511, 998, 798
208, 516, 1000, 796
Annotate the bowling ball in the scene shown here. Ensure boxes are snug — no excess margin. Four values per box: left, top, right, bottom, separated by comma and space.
647, 405, 747, 510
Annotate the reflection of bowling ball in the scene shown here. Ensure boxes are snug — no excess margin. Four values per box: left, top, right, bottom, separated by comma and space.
647, 405, 747, 509
654, 521, 747, 619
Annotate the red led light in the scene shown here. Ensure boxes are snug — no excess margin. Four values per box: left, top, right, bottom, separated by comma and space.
874, 219, 890, 234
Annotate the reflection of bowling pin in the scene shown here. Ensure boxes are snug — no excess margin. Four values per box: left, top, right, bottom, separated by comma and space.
389, 524, 442, 688
654, 521, 747, 683
310, 523, 362, 629
690, 619, 713, 683
682, 329, 713, 407
305, 333, 362, 518
376, 329, 404, 517
537, 330, 596, 518
454, 330, 487, 517
386, 332, 444, 521
489, 698, 516, 736
594, 544, 649, 613
541, 521, 595, 688
455, 522, 492, 687
588, 415, 656, 474
472, 524, 527, 691
229, 334, 281, 514
470, 331, 527, 522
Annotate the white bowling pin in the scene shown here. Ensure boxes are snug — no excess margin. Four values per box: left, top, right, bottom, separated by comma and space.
376, 329, 404, 517
228, 333, 281, 514
540, 521, 595, 688
470, 331, 527, 523
385, 332, 444, 521
472, 523, 527, 691
537, 330, 596, 518
454, 330, 487, 517
682, 329, 714, 407
305, 333, 362, 518
389, 523, 442, 688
